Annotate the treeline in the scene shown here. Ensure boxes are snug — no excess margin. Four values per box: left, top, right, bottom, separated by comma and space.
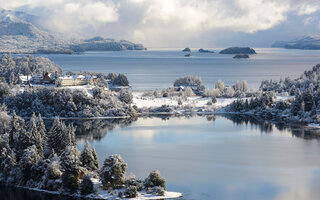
0, 113, 167, 198
3, 87, 135, 118
227, 65, 320, 124
0, 54, 62, 84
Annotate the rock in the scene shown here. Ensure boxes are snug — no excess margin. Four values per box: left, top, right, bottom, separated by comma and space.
184, 53, 191, 57
198, 48, 214, 53
219, 47, 256, 54
182, 47, 191, 52
233, 54, 249, 59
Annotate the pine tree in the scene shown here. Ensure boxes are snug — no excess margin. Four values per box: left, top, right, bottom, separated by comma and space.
36, 114, 47, 146
311, 101, 317, 117
100, 154, 127, 189
28, 113, 44, 156
19, 145, 41, 183
61, 146, 81, 193
45, 118, 73, 157
80, 174, 95, 195
80, 141, 99, 171
302, 88, 314, 111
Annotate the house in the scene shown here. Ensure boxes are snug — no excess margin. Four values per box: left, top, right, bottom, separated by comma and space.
19, 75, 32, 84
56, 75, 98, 87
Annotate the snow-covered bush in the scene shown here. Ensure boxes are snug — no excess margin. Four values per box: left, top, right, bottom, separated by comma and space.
125, 177, 143, 191
119, 89, 133, 104
100, 154, 127, 189
143, 170, 166, 191
80, 174, 95, 195
174, 76, 205, 92
112, 74, 129, 86
124, 186, 138, 198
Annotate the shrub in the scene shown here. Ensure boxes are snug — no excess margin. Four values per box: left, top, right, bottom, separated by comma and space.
119, 89, 133, 104
144, 170, 166, 190
173, 76, 205, 91
80, 175, 95, 195
124, 186, 138, 198
100, 155, 127, 189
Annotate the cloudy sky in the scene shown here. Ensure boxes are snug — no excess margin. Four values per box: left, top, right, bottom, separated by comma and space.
1, 0, 320, 47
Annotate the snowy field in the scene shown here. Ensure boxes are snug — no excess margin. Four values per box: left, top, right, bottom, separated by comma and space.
132, 92, 236, 110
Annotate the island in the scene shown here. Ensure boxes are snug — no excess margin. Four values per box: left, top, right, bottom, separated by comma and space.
219, 47, 256, 54
198, 48, 214, 53
233, 54, 249, 59
182, 47, 191, 52
272, 35, 320, 49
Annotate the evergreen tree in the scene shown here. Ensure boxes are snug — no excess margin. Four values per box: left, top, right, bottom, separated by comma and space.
143, 170, 166, 190
45, 118, 74, 157
302, 88, 314, 111
80, 174, 95, 195
80, 141, 99, 171
100, 154, 127, 189
61, 146, 81, 193
28, 113, 44, 156
36, 114, 47, 146
19, 145, 41, 183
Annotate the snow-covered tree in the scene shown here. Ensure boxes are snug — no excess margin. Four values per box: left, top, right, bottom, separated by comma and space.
100, 154, 127, 189
80, 174, 95, 195
27, 113, 44, 156
215, 80, 225, 93
45, 118, 75, 157
80, 141, 99, 171
19, 145, 41, 183
61, 146, 81, 193
119, 89, 133, 104
144, 170, 166, 192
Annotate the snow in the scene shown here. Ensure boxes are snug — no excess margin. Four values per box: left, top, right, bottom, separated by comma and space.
132, 92, 236, 110
308, 123, 320, 128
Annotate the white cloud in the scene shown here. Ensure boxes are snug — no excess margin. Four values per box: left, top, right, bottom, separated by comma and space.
128, 0, 290, 46
0, 0, 320, 46
298, 4, 320, 16
0, 0, 119, 36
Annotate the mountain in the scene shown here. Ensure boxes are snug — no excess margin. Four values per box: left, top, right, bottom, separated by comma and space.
0, 9, 146, 54
272, 35, 320, 49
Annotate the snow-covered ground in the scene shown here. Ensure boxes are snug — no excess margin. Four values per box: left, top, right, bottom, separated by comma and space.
132, 92, 236, 110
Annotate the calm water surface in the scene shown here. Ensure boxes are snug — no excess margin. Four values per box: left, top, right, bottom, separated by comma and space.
2, 115, 320, 200
3, 49, 320, 200
40, 48, 320, 90
74, 115, 320, 200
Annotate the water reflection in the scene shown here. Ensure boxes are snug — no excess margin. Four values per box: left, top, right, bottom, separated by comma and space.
4, 115, 320, 200
61, 114, 320, 141
0, 184, 74, 200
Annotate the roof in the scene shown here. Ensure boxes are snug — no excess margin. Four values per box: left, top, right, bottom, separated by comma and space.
19, 76, 31, 82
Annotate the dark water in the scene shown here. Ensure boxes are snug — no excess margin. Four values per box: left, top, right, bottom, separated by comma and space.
2, 115, 320, 200
39, 48, 320, 91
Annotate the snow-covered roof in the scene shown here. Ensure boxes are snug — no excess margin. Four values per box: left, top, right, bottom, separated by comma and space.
19, 76, 31, 82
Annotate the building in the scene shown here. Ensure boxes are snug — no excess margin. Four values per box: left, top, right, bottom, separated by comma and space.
56, 75, 98, 87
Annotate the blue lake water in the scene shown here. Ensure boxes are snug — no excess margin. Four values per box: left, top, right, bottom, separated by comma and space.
74, 115, 320, 200
40, 48, 320, 91
3, 49, 320, 200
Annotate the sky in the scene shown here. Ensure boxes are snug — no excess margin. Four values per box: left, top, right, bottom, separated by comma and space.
1, 0, 320, 48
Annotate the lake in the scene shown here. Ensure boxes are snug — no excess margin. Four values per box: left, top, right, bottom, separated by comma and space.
2, 115, 320, 200
2, 49, 320, 200
40, 48, 320, 91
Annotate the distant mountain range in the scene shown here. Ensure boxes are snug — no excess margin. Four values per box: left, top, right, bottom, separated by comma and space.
272, 35, 320, 50
0, 8, 146, 54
